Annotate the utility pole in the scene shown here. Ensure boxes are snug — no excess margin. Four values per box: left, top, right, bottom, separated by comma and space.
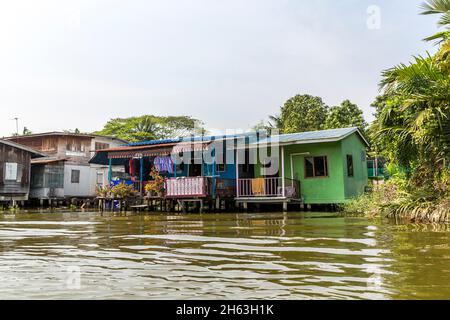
12, 117, 19, 135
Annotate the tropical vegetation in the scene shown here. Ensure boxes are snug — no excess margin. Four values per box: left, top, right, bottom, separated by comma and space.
263, 94, 367, 134
346, 0, 450, 223
95, 115, 204, 142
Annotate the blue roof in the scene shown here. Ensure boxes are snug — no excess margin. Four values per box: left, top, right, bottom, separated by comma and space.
255, 127, 369, 146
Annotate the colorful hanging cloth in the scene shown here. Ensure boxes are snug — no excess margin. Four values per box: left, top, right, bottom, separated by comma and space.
154, 156, 174, 174
129, 159, 136, 176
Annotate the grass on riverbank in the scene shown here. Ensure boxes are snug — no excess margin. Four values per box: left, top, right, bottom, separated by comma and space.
343, 178, 450, 223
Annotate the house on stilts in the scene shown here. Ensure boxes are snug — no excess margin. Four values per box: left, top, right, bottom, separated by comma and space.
0, 139, 45, 205
6, 132, 127, 205
89, 127, 369, 212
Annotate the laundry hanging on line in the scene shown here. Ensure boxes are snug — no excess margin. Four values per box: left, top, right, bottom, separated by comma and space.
154, 156, 174, 174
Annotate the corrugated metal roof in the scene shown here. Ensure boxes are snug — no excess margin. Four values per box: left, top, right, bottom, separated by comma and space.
255, 127, 369, 146
4, 131, 95, 139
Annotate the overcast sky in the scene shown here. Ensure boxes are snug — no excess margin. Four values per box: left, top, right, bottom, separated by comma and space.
0, 0, 440, 137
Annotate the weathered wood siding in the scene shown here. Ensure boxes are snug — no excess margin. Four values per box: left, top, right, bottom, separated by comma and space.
0, 144, 31, 200
8, 135, 92, 164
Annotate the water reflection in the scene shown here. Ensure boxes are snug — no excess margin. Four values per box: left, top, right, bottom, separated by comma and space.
0, 211, 449, 299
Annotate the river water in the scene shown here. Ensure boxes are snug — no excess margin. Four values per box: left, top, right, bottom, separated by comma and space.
0, 211, 449, 300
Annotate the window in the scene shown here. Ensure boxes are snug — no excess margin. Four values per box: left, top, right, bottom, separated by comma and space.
305, 156, 328, 178
71, 170, 80, 183
97, 172, 104, 185
216, 164, 226, 172
346, 155, 354, 177
95, 142, 110, 150
215, 145, 226, 173
4, 163, 18, 181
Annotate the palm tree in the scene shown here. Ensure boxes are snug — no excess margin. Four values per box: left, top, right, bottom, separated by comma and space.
421, 0, 450, 43
379, 55, 450, 170
421, 0, 450, 26
268, 114, 283, 130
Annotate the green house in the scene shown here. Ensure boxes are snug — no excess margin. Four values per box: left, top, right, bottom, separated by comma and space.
236, 127, 369, 208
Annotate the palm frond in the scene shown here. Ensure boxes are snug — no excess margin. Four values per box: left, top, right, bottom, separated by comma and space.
420, 0, 450, 16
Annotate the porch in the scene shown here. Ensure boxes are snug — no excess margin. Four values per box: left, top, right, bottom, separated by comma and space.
235, 177, 302, 211
236, 177, 300, 199
165, 176, 236, 198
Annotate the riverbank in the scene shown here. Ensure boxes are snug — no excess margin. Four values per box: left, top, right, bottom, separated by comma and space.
342, 178, 450, 223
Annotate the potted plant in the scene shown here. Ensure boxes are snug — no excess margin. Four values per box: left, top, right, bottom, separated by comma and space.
111, 182, 135, 199
96, 185, 111, 198
145, 167, 166, 197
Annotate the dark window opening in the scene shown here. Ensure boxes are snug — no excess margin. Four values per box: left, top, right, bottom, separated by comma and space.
216, 164, 226, 172
305, 156, 328, 178
347, 155, 354, 177
95, 142, 110, 150
71, 170, 80, 183
189, 164, 202, 177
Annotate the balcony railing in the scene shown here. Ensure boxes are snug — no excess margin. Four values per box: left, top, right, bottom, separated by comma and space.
237, 177, 300, 198
165, 177, 210, 198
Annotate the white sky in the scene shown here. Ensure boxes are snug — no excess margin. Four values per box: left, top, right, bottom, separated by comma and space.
0, 0, 440, 137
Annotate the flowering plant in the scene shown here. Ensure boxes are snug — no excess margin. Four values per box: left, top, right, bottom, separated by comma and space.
111, 182, 135, 199
145, 167, 165, 195
96, 185, 111, 198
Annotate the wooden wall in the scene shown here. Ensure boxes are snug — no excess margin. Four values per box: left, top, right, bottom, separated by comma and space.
8, 135, 92, 164
0, 143, 31, 200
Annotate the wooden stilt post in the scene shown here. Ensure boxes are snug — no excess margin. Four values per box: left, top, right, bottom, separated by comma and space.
235, 149, 239, 198
108, 158, 112, 184
140, 157, 144, 196
281, 146, 286, 198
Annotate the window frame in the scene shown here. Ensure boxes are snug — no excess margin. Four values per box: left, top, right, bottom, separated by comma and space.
304, 156, 329, 179
71, 169, 81, 184
346, 154, 354, 177
95, 142, 110, 151
4, 162, 18, 181
216, 164, 227, 173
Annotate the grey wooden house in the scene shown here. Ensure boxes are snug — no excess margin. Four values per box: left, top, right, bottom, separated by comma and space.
0, 139, 45, 204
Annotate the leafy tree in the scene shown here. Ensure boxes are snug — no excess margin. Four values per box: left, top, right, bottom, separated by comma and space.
367, 1, 450, 221
324, 100, 368, 132
279, 94, 329, 133
252, 120, 270, 132
366, 95, 391, 157
95, 115, 204, 142
22, 127, 32, 135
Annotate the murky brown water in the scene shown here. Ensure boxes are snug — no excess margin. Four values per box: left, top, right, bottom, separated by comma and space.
0, 211, 449, 299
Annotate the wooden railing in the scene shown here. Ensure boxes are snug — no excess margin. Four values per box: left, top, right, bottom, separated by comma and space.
237, 177, 300, 198
165, 177, 210, 198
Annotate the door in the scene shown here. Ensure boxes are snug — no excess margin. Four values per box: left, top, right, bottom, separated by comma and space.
189, 164, 202, 177
291, 155, 303, 181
